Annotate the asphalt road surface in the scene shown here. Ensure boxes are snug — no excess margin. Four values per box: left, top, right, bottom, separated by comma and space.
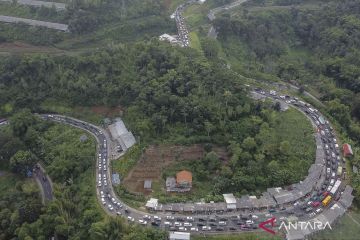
33, 164, 53, 201
37, 87, 346, 235
0, 15, 68, 31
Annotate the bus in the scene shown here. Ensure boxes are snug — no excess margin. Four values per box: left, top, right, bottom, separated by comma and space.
322, 195, 332, 207
330, 180, 341, 195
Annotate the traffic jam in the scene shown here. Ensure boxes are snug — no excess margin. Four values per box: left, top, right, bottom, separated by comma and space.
40, 94, 350, 235
255, 89, 345, 217
174, 1, 192, 47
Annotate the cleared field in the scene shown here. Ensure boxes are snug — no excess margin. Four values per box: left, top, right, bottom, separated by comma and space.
120, 144, 229, 194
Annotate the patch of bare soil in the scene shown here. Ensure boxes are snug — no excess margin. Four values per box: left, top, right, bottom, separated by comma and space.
90, 106, 124, 117
0, 41, 63, 54
123, 144, 229, 194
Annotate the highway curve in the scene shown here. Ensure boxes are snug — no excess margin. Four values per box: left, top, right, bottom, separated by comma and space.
36, 86, 352, 236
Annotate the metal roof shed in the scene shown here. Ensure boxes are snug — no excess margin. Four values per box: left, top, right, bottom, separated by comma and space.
145, 198, 158, 209
169, 231, 190, 240
223, 193, 237, 209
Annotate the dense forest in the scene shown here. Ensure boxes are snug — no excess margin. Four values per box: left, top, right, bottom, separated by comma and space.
0, 110, 167, 239
213, 0, 360, 204
0, 41, 315, 201
2, 0, 360, 238
0, 0, 175, 45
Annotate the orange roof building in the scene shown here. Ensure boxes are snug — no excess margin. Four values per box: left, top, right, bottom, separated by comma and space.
176, 170, 192, 186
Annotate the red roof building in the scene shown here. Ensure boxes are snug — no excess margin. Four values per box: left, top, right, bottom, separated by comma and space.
176, 170, 192, 188
343, 143, 353, 157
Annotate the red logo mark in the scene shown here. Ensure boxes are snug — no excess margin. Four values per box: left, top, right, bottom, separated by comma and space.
259, 217, 277, 235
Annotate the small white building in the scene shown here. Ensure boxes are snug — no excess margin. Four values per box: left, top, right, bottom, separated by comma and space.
169, 232, 190, 240
223, 193, 237, 210
159, 34, 181, 45
145, 198, 158, 210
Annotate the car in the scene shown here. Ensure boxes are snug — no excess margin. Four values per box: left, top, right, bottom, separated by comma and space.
251, 215, 259, 219
202, 226, 211, 231
166, 215, 175, 220
174, 222, 182, 227
178, 227, 186, 231
216, 227, 225, 231
307, 201, 313, 205
197, 222, 205, 227
184, 222, 192, 227
197, 218, 206, 222
246, 220, 254, 225
138, 219, 147, 225
219, 221, 227, 226
127, 216, 134, 222
190, 227, 198, 231
209, 217, 217, 222
151, 221, 160, 227
186, 216, 194, 222
164, 221, 171, 226
305, 207, 312, 213
229, 227, 237, 231
269, 208, 276, 213
312, 202, 321, 207
153, 215, 161, 221
316, 208, 323, 214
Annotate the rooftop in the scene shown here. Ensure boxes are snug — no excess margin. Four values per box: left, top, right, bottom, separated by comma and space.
176, 170, 192, 184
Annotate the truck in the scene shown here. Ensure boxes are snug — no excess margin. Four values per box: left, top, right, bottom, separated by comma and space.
322, 195, 332, 207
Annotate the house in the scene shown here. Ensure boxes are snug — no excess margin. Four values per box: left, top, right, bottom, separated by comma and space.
223, 193, 237, 210
166, 177, 176, 191
343, 143, 353, 157
169, 232, 190, 240
108, 118, 136, 152
145, 198, 158, 210
144, 180, 152, 190
159, 34, 181, 45
112, 173, 121, 186
176, 170, 192, 188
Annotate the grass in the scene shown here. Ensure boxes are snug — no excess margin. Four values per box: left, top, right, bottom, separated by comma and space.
189, 31, 202, 51
151, 160, 214, 203
183, 3, 209, 29
311, 209, 360, 240
112, 144, 144, 177
272, 108, 316, 178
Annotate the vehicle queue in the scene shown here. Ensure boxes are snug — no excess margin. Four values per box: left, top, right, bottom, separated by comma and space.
38, 88, 349, 235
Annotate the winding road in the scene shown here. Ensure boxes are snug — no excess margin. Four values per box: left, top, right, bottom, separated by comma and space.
35, 85, 353, 238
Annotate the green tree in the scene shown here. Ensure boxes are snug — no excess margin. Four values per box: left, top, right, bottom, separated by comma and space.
10, 150, 37, 176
